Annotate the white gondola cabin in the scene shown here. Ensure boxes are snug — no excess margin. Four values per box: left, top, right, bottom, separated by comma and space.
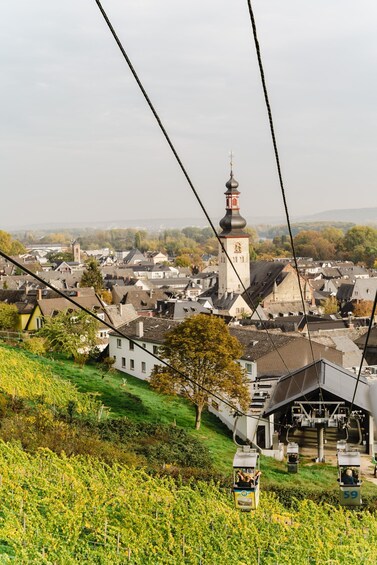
232, 446, 261, 511
337, 447, 362, 506
287, 442, 299, 474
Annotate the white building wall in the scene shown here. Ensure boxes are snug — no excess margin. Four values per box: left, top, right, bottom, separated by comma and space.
208, 399, 272, 448
109, 335, 162, 381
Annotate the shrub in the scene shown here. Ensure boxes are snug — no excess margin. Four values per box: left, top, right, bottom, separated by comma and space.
22, 337, 47, 355
102, 356, 115, 371
98, 418, 213, 469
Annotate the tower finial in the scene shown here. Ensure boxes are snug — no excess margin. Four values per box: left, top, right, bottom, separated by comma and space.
229, 150, 234, 176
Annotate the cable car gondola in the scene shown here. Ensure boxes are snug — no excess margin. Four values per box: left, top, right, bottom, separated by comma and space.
287, 442, 299, 474
232, 446, 261, 511
337, 443, 362, 506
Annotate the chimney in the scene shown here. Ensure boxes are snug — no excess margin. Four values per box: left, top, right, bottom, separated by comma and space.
136, 320, 144, 338
37, 289, 42, 301
118, 303, 124, 316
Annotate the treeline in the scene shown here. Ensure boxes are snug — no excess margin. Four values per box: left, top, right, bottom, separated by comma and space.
257, 221, 355, 238
256, 225, 377, 267
6, 223, 377, 267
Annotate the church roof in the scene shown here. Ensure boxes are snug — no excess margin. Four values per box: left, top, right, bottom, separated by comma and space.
243, 261, 287, 305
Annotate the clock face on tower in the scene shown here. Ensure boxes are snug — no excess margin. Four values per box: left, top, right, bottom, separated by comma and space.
234, 242, 241, 253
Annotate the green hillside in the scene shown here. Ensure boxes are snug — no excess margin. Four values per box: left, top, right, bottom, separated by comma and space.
0, 347, 99, 416
1, 345, 377, 563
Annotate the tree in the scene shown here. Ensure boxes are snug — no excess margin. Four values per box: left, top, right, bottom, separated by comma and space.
174, 255, 192, 268
293, 230, 335, 260
341, 226, 377, 267
38, 310, 99, 364
0, 230, 26, 255
9, 240, 26, 255
353, 300, 374, 317
47, 251, 74, 263
321, 227, 345, 247
134, 230, 147, 250
80, 259, 103, 293
320, 296, 339, 315
100, 289, 113, 304
0, 303, 19, 330
150, 315, 250, 430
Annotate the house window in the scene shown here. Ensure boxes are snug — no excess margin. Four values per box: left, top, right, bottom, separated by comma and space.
153, 345, 158, 354
141, 362, 146, 373
130, 359, 135, 370
36, 317, 43, 330
121, 357, 126, 368
142, 343, 146, 349
211, 400, 219, 411
245, 363, 253, 375
129, 342, 134, 351
117, 338, 121, 348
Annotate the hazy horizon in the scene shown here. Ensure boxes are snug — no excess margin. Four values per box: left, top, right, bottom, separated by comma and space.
1, 1, 377, 228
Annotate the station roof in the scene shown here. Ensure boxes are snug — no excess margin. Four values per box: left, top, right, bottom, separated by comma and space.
263, 359, 371, 416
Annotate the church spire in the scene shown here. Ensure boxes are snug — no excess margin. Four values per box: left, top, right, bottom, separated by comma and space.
217, 162, 250, 300
219, 167, 247, 235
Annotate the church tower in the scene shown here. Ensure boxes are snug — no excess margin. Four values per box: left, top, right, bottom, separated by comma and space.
218, 170, 250, 298
72, 240, 81, 263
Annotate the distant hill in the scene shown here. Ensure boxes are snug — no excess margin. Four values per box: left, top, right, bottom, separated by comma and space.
5, 208, 377, 232
250, 207, 377, 226
297, 207, 377, 224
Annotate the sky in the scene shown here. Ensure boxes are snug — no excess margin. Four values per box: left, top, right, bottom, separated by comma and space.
1, 0, 377, 230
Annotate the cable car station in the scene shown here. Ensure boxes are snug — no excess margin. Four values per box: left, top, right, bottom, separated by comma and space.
263, 359, 374, 461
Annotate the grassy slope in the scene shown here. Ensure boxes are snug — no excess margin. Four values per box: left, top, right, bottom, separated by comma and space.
32, 353, 236, 472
